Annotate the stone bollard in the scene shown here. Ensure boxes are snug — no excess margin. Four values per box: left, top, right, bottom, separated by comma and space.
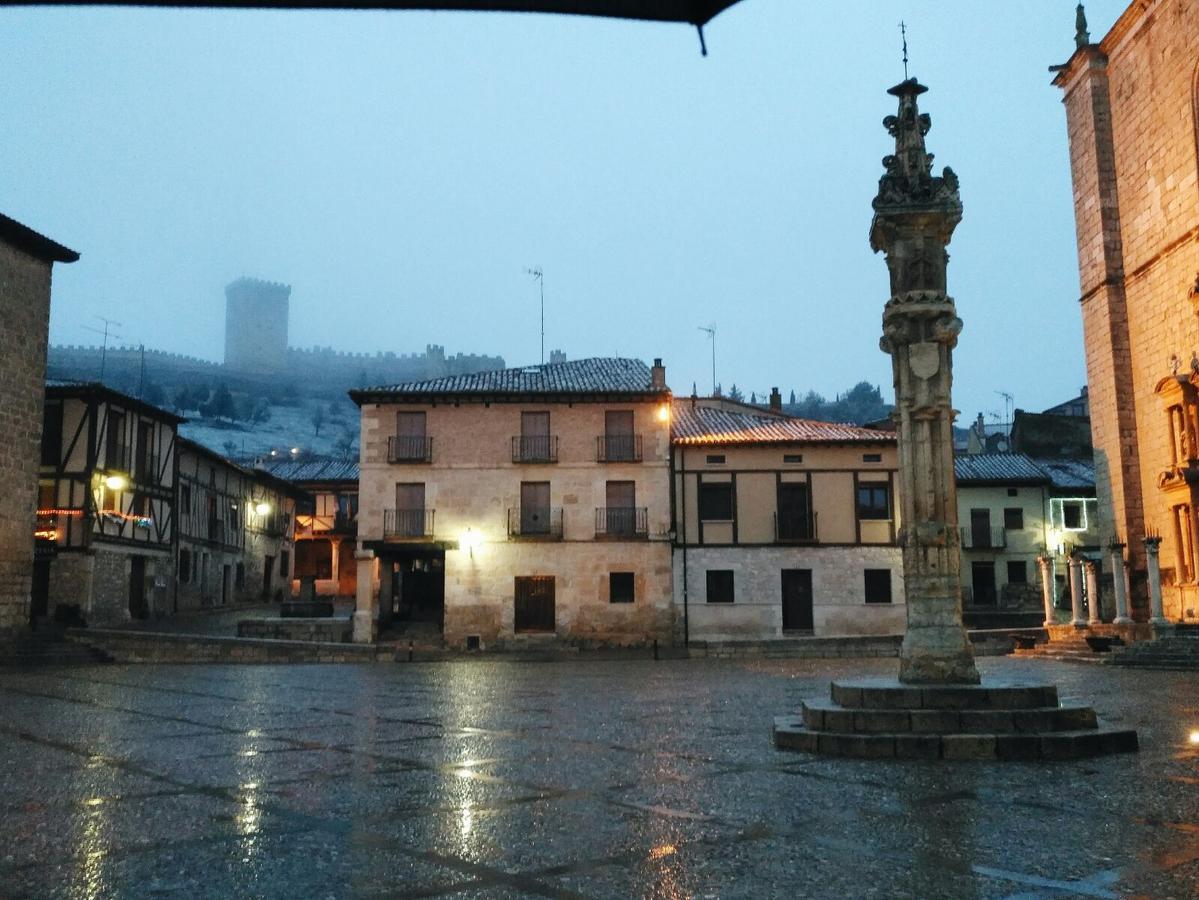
1110, 542, 1131, 624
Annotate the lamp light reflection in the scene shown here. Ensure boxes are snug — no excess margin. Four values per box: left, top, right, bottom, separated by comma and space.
1188, 729, 1199, 745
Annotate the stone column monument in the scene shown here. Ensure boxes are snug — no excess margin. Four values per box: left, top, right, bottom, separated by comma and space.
870, 78, 979, 685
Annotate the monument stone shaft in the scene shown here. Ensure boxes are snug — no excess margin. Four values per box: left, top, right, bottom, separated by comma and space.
870, 79, 979, 684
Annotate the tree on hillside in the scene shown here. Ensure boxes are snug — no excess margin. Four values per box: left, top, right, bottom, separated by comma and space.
311, 403, 326, 437
203, 384, 236, 422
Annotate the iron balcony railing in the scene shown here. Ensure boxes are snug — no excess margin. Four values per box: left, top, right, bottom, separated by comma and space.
507, 507, 563, 539
961, 525, 1007, 550
594, 507, 648, 538
512, 435, 559, 463
332, 511, 358, 532
775, 511, 818, 543
597, 434, 642, 462
388, 435, 433, 463
384, 508, 435, 538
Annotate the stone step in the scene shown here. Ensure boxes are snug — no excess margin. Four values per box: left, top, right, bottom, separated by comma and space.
801, 699, 1096, 735
773, 716, 1138, 760
829, 677, 1059, 711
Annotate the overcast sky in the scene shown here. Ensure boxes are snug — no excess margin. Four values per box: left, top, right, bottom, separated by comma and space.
3, 0, 1128, 421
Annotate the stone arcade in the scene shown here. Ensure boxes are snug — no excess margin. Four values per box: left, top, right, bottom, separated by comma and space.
773, 78, 1137, 760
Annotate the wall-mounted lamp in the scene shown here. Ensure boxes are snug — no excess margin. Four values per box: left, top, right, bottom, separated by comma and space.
459, 528, 482, 559
254, 501, 272, 517
103, 473, 128, 491
656, 403, 671, 423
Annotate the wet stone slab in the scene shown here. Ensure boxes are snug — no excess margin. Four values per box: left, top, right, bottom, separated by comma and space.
0, 656, 1196, 898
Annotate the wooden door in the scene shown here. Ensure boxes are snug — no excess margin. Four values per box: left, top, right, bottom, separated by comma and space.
781, 569, 814, 631
520, 411, 551, 460
605, 410, 635, 460
514, 576, 555, 632
129, 556, 148, 619
30, 558, 50, 626
605, 481, 636, 534
777, 484, 811, 540
520, 482, 550, 534
971, 561, 997, 605
394, 483, 426, 536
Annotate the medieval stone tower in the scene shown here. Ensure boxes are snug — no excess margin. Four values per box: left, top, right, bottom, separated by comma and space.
224, 277, 290, 375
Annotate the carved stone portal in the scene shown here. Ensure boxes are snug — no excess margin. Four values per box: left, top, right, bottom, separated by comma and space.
871, 79, 979, 685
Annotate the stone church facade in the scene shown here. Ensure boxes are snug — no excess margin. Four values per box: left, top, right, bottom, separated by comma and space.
1053, 1, 1199, 621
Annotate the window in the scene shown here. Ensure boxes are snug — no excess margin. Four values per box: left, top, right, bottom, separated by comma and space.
228, 502, 239, 532
279, 550, 290, 578
706, 454, 726, 465
392, 411, 429, 462
1007, 488, 1018, 497
864, 569, 892, 604
609, 572, 635, 604
180, 484, 192, 516
517, 411, 554, 462
776, 483, 812, 540
41, 403, 62, 466
1063, 502, 1083, 530
1007, 560, 1028, 584
179, 549, 191, 583
971, 561, 997, 605
699, 482, 733, 521
706, 570, 734, 603
783, 454, 803, 464
235, 562, 246, 589
603, 410, 637, 461
862, 453, 882, 463
105, 410, 126, 469
857, 484, 890, 520
1003, 508, 1024, 530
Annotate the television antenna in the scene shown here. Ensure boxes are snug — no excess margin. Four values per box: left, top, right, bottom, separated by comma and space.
81, 315, 122, 382
525, 267, 544, 364
698, 323, 716, 395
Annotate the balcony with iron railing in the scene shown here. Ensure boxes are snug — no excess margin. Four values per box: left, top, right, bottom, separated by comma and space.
961, 525, 1007, 550
775, 511, 818, 543
594, 507, 648, 539
507, 507, 563, 540
596, 434, 642, 463
384, 508, 436, 539
512, 435, 559, 463
388, 435, 433, 464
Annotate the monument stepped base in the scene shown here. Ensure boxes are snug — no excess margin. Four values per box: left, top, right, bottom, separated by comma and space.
773, 677, 1138, 760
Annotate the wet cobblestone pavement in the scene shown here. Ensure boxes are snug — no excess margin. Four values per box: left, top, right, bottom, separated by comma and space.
0, 656, 1196, 899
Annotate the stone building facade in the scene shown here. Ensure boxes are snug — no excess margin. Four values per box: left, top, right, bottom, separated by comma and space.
351, 358, 673, 648
1053, 0, 1199, 621
37, 383, 181, 625
671, 396, 904, 641
175, 438, 300, 612
0, 213, 77, 636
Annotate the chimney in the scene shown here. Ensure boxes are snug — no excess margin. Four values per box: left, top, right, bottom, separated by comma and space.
769, 387, 782, 412
651, 358, 666, 391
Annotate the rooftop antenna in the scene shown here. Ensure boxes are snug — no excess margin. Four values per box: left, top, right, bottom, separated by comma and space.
525, 267, 544, 365
900, 21, 910, 79
697, 323, 716, 395
995, 390, 1014, 426
81, 315, 122, 383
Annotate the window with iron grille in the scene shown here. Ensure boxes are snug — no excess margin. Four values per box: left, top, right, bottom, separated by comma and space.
864, 569, 892, 604
609, 572, 635, 604
1007, 560, 1028, 584
706, 570, 734, 603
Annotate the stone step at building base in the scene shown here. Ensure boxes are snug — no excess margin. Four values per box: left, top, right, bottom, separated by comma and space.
773, 677, 1137, 761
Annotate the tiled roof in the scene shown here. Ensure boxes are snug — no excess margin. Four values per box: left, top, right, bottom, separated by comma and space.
1031, 457, 1094, 491
259, 458, 359, 483
954, 453, 1049, 485
671, 402, 893, 445
0, 211, 78, 264
352, 357, 664, 401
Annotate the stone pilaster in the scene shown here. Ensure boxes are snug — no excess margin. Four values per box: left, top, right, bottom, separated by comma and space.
1085, 560, 1102, 624
352, 548, 377, 644
871, 78, 978, 684
1144, 536, 1167, 626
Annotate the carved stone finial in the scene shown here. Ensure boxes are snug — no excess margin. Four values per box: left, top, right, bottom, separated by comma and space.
1075, 3, 1090, 48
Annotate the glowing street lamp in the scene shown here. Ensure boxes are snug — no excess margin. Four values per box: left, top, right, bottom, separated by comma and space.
103, 473, 128, 491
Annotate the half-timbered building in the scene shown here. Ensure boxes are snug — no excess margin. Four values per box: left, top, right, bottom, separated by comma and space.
35, 382, 181, 625
175, 438, 301, 612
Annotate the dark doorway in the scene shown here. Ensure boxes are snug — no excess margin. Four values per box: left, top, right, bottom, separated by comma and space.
971, 561, 997, 605
390, 553, 445, 631
31, 557, 51, 627
515, 575, 555, 632
970, 508, 992, 548
781, 569, 814, 631
129, 555, 148, 619
221, 564, 231, 605
263, 555, 274, 600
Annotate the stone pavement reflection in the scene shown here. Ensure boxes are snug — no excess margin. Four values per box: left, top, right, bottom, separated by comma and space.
0, 657, 1195, 898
